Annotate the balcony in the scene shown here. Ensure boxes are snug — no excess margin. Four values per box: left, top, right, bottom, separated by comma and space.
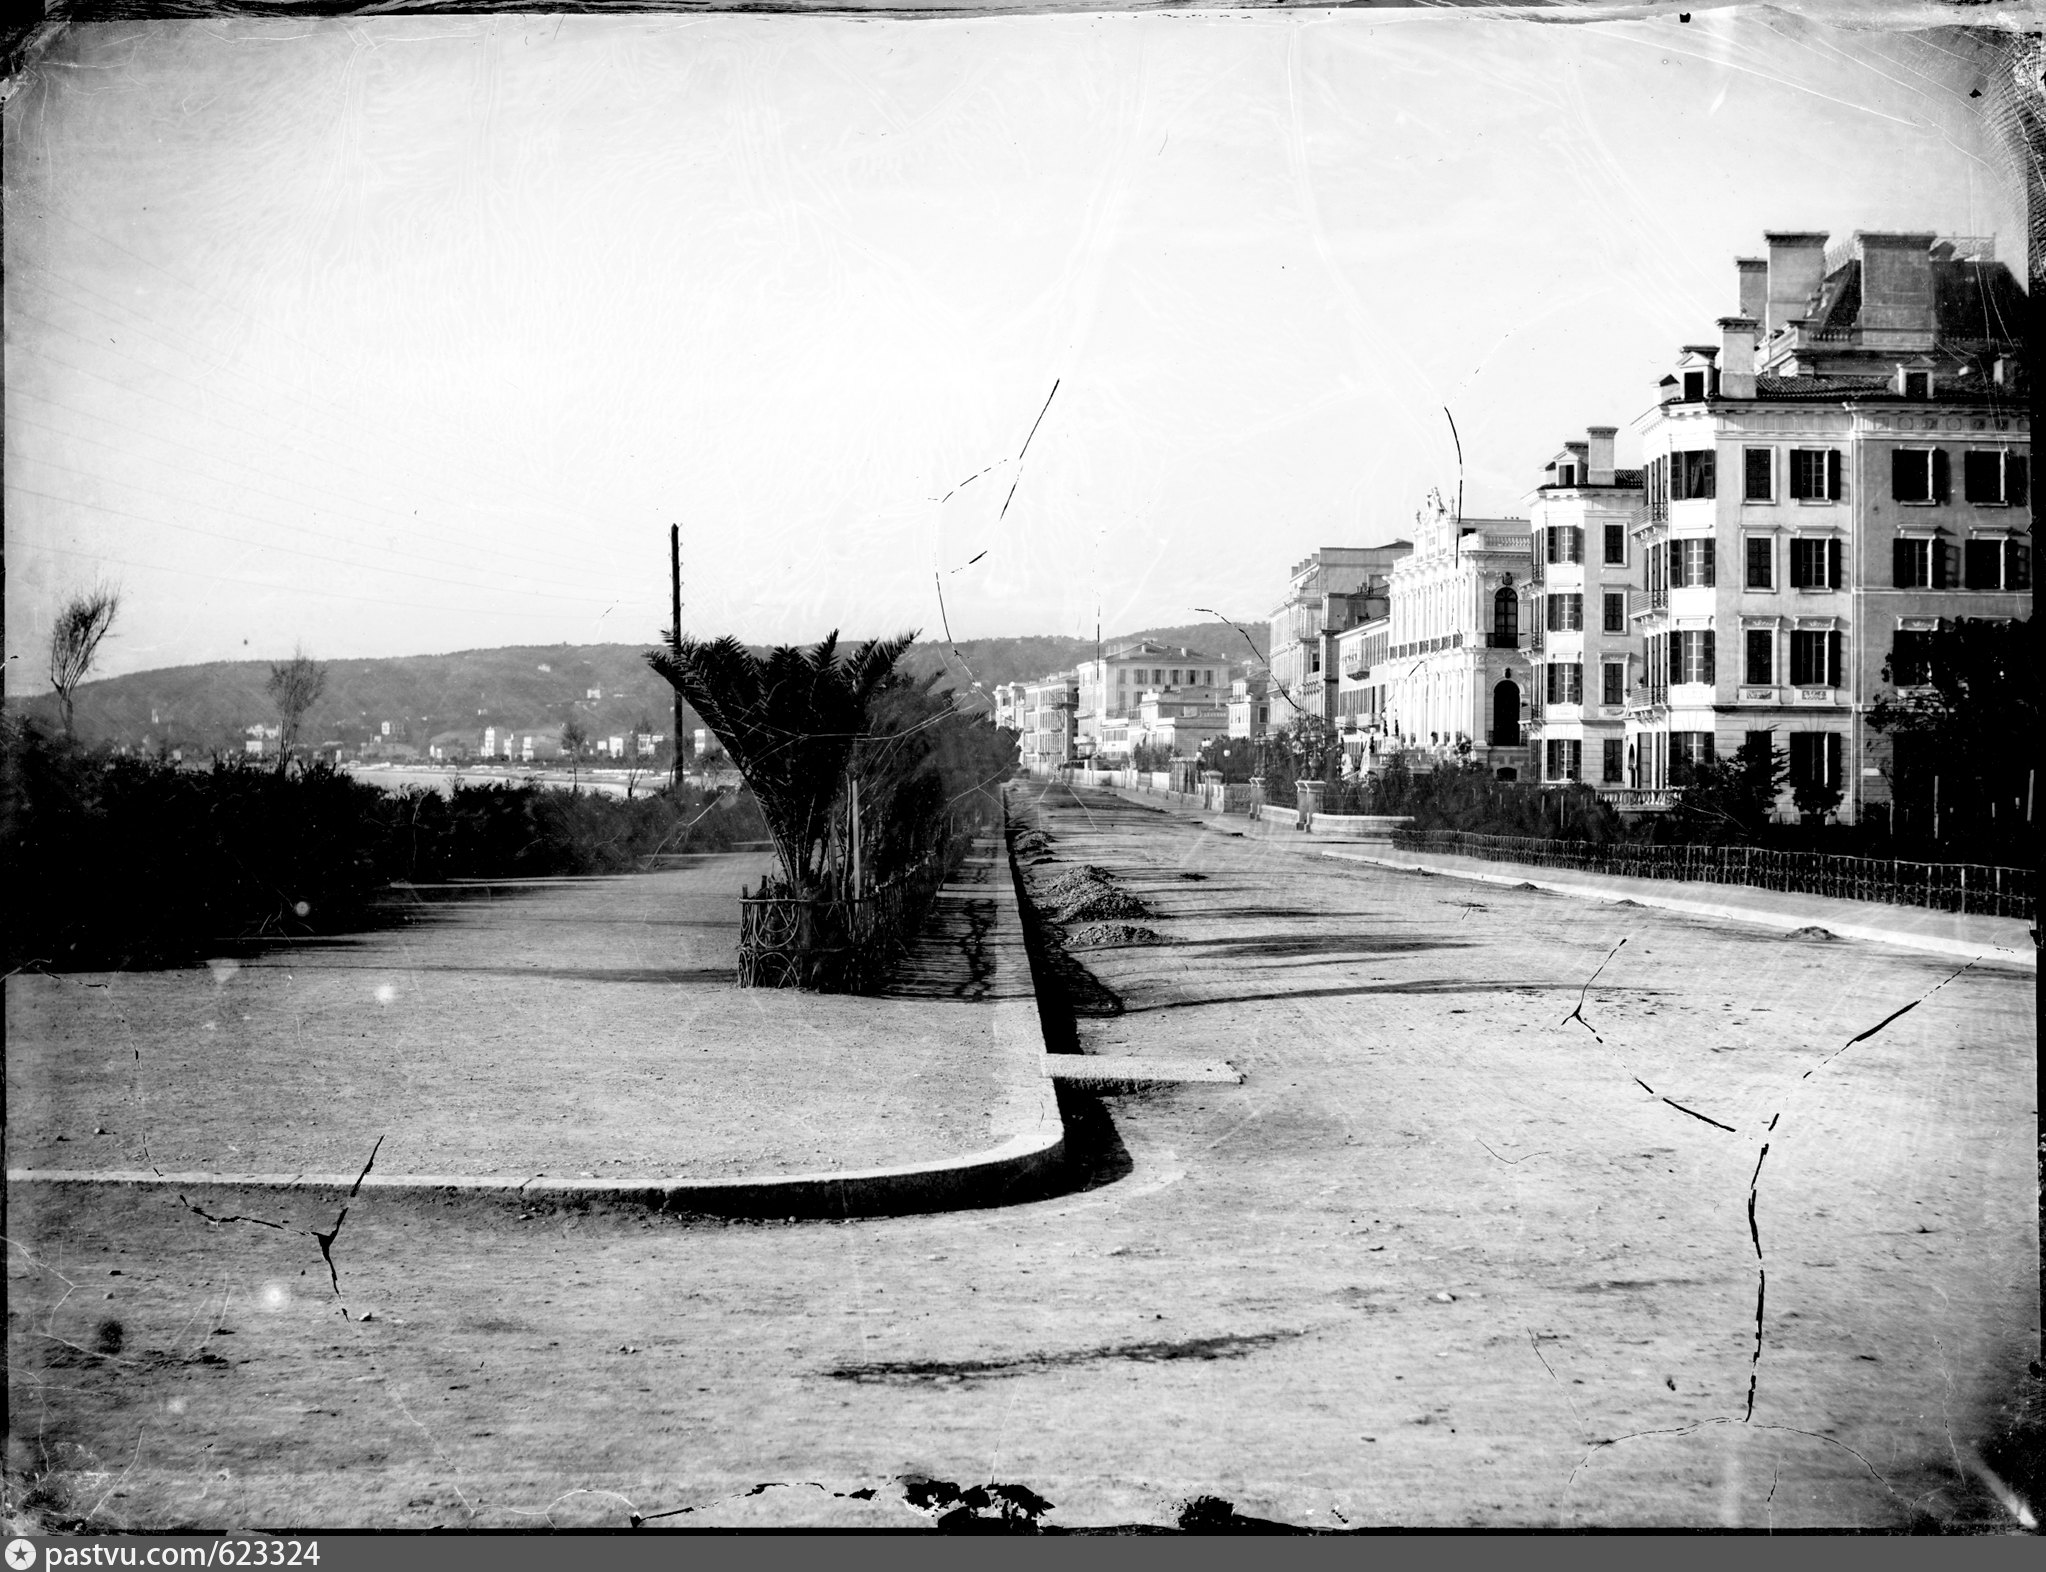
1484, 631, 1521, 649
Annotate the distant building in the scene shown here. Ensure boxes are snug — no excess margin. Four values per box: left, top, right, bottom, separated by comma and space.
243, 723, 280, 758
1375, 491, 1533, 775
1227, 674, 1272, 741
1266, 544, 1409, 721
1019, 673, 1077, 771
1072, 641, 1227, 762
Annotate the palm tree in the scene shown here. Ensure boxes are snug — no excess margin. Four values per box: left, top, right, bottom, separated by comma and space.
646, 630, 915, 897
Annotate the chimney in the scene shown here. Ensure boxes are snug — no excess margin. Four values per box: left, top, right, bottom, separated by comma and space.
1855, 231, 1936, 335
1736, 257, 1768, 324
1718, 316, 1758, 398
1585, 426, 1616, 485
1763, 231, 1828, 339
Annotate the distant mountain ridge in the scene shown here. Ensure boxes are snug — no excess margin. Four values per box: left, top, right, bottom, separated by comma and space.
11, 620, 1269, 752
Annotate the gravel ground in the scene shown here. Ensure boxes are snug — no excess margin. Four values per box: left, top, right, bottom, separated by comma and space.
5, 787, 2036, 1531
5, 852, 1016, 1181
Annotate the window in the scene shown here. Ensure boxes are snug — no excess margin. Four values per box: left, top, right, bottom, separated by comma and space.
1788, 537, 1842, 589
1671, 731, 1716, 783
1682, 370, 1707, 402
1963, 450, 2030, 506
1603, 524, 1627, 565
1492, 586, 1519, 645
1789, 629, 1842, 687
1546, 593, 1584, 632
1891, 447, 1950, 503
1890, 631, 1933, 687
1745, 536, 1774, 589
1602, 662, 1625, 705
1744, 448, 1774, 502
1546, 738, 1583, 781
1671, 539, 1716, 588
1602, 592, 1626, 633
1673, 630, 1716, 685
1602, 737, 1624, 784
1745, 629, 1773, 685
1891, 537, 1950, 588
1788, 732, 1842, 791
1203, 670, 1214, 685
1671, 449, 1716, 501
1545, 526, 1585, 565
1544, 663, 1584, 705
1903, 371, 1930, 400
1964, 538, 2032, 590
1557, 463, 1579, 487
1788, 449, 1843, 501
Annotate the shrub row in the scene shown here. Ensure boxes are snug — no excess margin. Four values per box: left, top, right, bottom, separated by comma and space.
1, 724, 767, 970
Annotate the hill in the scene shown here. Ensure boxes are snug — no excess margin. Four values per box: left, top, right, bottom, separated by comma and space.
12, 621, 1269, 752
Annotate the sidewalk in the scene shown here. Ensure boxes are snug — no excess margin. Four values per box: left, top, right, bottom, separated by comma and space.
6, 841, 1061, 1212
1087, 784, 2035, 969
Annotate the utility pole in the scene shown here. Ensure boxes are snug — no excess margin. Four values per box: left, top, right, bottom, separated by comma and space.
670, 523, 684, 792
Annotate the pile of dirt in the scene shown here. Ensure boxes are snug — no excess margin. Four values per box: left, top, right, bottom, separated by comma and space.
1053, 888, 1154, 923
1065, 923, 1163, 948
1787, 926, 1836, 941
1011, 829, 1054, 857
1037, 866, 1117, 900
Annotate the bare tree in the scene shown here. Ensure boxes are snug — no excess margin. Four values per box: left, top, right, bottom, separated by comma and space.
47, 582, 120, 741
559, 716, 589, 792
265, 649, 328, 771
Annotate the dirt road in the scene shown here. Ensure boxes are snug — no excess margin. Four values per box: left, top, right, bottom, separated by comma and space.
6, 785, 2036, 1530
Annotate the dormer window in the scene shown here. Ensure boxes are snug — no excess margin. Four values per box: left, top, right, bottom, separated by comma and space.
1557, 463, 1578, 487
1901, 368, 1931, 400
1682, 370, 1707, 401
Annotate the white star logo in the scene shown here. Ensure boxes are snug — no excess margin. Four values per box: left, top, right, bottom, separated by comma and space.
6, 1539, 37, 1571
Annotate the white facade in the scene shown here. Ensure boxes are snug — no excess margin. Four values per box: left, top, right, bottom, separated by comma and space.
1378, 492, 1534, 774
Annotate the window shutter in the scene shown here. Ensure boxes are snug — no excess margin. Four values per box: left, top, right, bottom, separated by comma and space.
1572, 527, 1585, 563
1826, 630, 1842, 688
1702, 541, 1715, 586
1823, 731, 1841, 788
1932, 539, 1950, 588
1789, 542, 1808, 589
1702, 631, 1716, 684
2008, 454, 2029, 507
1891, 538, 1913, 587
1891, 449, 1912, 501
1826, 449, 1842, 500
1932, 448, 1950, 503
1826, 537, 1842, 589
2012, 541, 2033, 589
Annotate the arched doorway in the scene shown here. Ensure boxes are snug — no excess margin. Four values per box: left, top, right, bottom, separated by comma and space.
1491, 678, 1521, 746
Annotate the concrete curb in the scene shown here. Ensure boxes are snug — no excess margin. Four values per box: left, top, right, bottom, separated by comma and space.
6, 842, 1067, 1220
1320, 847, 2037, 970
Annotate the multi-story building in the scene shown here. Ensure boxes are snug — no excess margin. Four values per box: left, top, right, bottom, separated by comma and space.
990, 681, 1025, 734
1628, 229, 2029, 823
1331, 616, 1391, 762
1525, 428, 1647, 785
1072, 641, 1227, 761
1018, 672, 1077, 772
1226, 674, 1272, 741
1133, 686, 1229, 759
1376, 491, 1535, 775
1266, 544, 1409, 720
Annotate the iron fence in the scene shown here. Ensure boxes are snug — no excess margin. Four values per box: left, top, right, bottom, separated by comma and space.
1391, 829, 2034, 920
736, 842, 961, 993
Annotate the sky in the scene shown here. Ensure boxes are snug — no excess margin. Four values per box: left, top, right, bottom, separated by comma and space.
3, 8, 2026, 685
